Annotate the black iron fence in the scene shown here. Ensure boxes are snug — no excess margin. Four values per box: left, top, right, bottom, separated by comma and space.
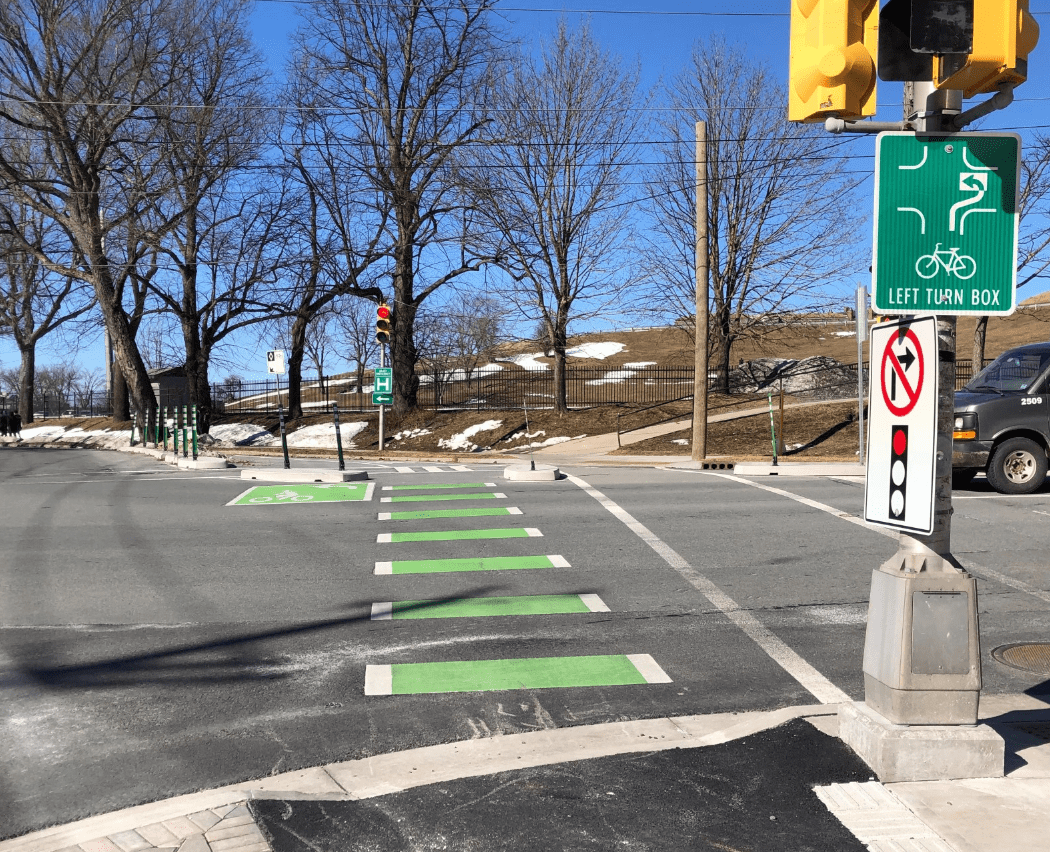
6, 391, 114, 420
2, 358, 988, 421
211, 360, 986, 416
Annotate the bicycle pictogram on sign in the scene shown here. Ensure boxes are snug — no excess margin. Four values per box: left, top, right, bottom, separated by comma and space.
880, 328, 925, 417
914, 243, 976, 280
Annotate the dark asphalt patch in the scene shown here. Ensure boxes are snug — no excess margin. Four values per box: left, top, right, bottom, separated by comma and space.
251, 718, 871, 852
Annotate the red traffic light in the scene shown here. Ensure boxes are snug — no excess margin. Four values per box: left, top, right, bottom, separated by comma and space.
375, 302, 392, 344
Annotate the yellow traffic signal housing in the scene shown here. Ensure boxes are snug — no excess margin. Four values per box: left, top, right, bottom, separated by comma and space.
789, 0, 879, 123
375, 303, 392, 344
934, 0, 1040, 97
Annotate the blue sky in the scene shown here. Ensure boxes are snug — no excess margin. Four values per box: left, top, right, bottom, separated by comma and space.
5, 1, 1050, 382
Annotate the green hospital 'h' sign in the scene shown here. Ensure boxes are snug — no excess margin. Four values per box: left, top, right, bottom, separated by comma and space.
873, 132, 1019, 317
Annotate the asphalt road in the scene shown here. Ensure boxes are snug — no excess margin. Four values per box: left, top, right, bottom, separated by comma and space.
2, 447, 1049, 840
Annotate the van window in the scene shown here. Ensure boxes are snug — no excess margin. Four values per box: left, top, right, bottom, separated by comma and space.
965, 349, 1050, 393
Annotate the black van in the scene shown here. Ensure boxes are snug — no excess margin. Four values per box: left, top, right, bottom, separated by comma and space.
953, 341, 1050, 494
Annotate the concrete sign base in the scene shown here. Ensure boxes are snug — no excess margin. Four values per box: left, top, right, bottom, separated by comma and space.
839, 701, 1004, 783
240, 468, 369, 483
504, 463, 560, 482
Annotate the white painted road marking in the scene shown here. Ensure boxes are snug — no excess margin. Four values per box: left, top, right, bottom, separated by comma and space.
714, 473, 1050, 606
567, 474, 851, 705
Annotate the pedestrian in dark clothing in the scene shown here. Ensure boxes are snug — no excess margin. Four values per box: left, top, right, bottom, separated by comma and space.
0, 412, 8, 437
9, 412, 21, 439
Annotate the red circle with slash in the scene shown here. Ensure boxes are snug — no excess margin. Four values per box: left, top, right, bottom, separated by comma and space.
881, 329, 924, 417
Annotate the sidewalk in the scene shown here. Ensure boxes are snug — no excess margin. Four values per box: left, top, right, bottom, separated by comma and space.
3, 694, 1048, 852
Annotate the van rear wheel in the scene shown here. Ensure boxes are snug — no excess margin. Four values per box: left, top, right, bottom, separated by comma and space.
986, 438, 1048, 494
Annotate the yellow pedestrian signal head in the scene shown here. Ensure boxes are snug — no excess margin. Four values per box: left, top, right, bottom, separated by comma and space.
934, 0, 1039, 97
789, 0, 879, 123
375, 303, 392, 344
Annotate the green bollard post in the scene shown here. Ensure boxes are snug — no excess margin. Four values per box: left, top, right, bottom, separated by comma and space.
182, 405, 188, 457
162, 406, 168, 452
191, 405, 198, 460
131, 412, 137, 446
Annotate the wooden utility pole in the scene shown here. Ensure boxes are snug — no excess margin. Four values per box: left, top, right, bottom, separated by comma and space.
691, 120, 709, 461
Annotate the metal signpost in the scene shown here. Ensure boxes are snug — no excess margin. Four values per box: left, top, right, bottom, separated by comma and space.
873, 132, 1020, 317
266, 349, 290, 470
786, 0, 1038, 780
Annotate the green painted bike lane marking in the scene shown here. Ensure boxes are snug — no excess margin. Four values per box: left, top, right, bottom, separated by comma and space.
370, 593, 609, 620
378, 507, 522, 521
374, 554, 569, 574
381, 483, 495, 491
377, 527, 539, 543
364, 653, 671, 695
227, 482, 374, 506
380, 492, 505, 503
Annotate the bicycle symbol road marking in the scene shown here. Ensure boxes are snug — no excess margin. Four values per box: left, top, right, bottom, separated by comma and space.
915, 243, 976, 280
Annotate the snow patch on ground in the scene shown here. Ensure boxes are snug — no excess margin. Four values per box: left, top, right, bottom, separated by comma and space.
390, 427, 432, 441
438, 420, 503, 451
503, 352, 548, 371
587, 360, 658, 385
285, 422, 368, 448
208, 423, 278, 446
566, 341, 625, 360
672, 438, 689, 445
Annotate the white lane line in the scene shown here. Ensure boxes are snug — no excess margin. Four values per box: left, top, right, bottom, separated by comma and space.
371, 602, 393, 620
377, 533, 393, 543
395, 466, 414, 473
365, 665, 393, 695
375, 561, 393, 575
423, 466, 445, 472
966, 560, 1050, 605
451, 465, 472, 471
525, 528, 543, 537
712, 474, 1050, 606
567, 474, 850, 705
378, 512, 392, 520
627, 654, 673, 684
579, 593, 611, 613
549, 555, 571, 568
508, 507, 523, 515
707, 472, 896, 539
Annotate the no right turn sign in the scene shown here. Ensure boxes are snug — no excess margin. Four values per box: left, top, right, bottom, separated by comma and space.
865, 317, 938, 535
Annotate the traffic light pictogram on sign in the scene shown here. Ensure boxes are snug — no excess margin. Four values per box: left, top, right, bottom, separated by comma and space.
934, 0, 1040, 97
889, 425, 909, 521
789, 0, 879, 123
375, 303, 392, 345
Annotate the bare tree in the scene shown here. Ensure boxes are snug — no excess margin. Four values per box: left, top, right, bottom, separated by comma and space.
292, 0, 503, 414
333, 296, 380, 395
0, 204, 95, 421
972, 133, 1050, 367
441, 290, 505, 381
464, 20, 645, 412
643, 38, 862, 392
142, 0, 279, 432
0, 0, 196, 423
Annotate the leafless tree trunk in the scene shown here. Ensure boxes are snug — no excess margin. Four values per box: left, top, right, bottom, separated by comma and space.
643, 37, 862, 393
143, 0, 274, 434
0, 0, 196, 424
464, 20, 644, 412
292, 0, 502, 414
0, 207, 95, 421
